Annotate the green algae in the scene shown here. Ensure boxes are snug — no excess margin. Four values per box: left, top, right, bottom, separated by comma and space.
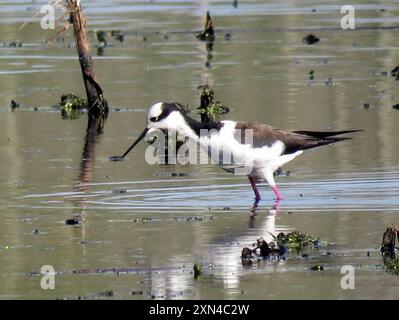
275, 231, 321, 248
197, 84, 229, 123
53, 93, 87, 119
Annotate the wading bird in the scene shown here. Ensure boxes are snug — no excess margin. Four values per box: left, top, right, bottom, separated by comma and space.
110, 102, 361, 201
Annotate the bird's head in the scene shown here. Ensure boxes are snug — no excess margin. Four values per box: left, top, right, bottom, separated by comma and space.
109, 102, 187, 161
146, 102, 186, 133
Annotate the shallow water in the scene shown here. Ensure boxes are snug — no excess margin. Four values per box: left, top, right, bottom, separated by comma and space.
1, 0, 399, 299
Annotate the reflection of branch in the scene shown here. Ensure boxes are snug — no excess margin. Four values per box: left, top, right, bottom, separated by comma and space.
66, 113, 107, 226
64, 0, 108, 227
79, 116, 102, 185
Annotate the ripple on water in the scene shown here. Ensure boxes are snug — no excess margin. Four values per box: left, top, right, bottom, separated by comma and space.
10, 170, 399, 212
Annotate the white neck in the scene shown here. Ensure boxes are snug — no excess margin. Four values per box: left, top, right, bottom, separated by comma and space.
167, 112, 199, 141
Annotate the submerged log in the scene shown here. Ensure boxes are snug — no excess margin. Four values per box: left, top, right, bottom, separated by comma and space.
67, 0, 107, 127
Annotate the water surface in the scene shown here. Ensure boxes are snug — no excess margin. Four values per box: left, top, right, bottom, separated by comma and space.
1, 0, 399, 299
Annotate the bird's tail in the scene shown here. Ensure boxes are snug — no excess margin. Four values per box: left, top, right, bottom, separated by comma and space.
292, 129, 363, 139
295, 130, 362, 152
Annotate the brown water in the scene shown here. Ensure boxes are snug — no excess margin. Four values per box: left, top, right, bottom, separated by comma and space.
1, 0, 399, 299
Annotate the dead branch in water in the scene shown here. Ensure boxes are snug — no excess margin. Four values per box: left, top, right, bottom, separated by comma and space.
67, 0, 107, 129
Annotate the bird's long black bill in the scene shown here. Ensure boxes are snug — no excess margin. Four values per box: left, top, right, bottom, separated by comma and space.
109, 127, 149, 162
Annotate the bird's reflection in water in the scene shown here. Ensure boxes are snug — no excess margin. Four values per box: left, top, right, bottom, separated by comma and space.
249, 198, 281, 228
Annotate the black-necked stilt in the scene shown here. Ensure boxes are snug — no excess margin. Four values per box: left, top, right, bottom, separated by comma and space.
111, 102, 361, 201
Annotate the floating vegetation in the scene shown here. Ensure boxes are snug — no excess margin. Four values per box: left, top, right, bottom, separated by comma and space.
197, 83, 230, 123
98, 289, 114, 297
392, 104, 399, 110
96, 30, 107, 55
65, 214, 83, 226
173, 215, 214, 223
363, 103, 371, 109
241, 232, 324, 268
112, 189, 127, 194
391, 65, 399, 79
325, 77, 334, 86
58, 93, 87, 110
383, 257, 399, 274
310, 265, 324, 271
65, 218, 80, 225
303, 34, 320, 45
275, 231, 321, 248
309, 70, 315, 80
197, 12, 215, 42
193, 263, 202, 279
53, 93, 87, 119
133, 217, 154, 224
10, 100, 20, 111
111, 30, 124, 42
3, 41, 22, 48
154, 172, 188, 177
86, 29, 123, 54
241, 236, 286, 262
96, 31, 107, 47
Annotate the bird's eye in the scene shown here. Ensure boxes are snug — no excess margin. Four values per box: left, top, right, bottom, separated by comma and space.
150, 116, 159, 122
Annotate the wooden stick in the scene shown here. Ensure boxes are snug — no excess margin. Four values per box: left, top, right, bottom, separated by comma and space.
67, 0, 106, 119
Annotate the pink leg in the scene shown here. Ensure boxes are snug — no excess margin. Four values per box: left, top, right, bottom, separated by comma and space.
272, 185, 284, 200
248, 177, 261, 201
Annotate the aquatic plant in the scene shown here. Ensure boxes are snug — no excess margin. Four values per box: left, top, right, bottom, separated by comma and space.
193, 263, 202, 279
10, 100, 20, 111
58, 93, 87, 110
275, 231, 320, 248
244, 230, 322, 256
96, 30, 107, 48
197, 84, 229, 123
383, 256, 399, 274
53, 93, 87, 119
391, 65, 399, 79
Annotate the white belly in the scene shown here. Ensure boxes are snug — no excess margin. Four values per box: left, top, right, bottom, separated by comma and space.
195, 121, 303, 175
